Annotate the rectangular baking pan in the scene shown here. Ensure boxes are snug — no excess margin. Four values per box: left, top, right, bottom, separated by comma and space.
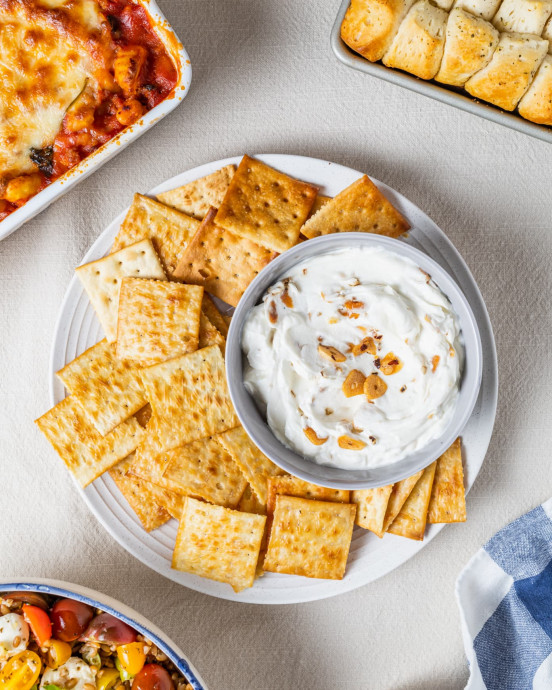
331, 0, 552, 145
0, 0, 192, 242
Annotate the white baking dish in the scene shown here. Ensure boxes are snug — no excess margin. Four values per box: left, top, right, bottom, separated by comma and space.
0, 0, 192, 242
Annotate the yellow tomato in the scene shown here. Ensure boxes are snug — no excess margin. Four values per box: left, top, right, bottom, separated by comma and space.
97, 667, 121, 690
117, 641, 146, 676
45, 639, 72, 669
0, 650, 41, 690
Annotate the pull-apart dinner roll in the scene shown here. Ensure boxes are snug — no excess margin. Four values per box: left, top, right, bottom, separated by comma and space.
543, 15, 552, 50
493, 0, 552, 35
436, 8, 499, 85
453, 0, 502, 21
465, 31, 548, 109
382, 0, 448, 79
341, 0, 416, 61
518, 54, 552, 122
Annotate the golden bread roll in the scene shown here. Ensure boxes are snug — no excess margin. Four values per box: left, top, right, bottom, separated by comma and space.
493, 0, 552, 35
340, 0, 416, 61
518, 54, 552, 123
382, 0, 448, 79
543, 15, 552, 51
436, 8, 499, 85
465, 31, 548, 110
453, 0, 502, 21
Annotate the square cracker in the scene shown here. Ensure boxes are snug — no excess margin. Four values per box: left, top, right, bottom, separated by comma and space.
215, 155, 318, 253
388, 462, 437, 540
76, 239, 166, 341
116, 278, 203, 366
351, 485, 393, 537
172, 497, 266, 592
266, 475, 350, 516
57, 339, 147, 436
110, 455, 172, 531
264, 496, 356, 580
198, 311, 225, 349
160, 436, 247, 508
301, 175, 410, 240
428, 438, 466, 523
173, 207, 276, 308
201, 294, 229, 338
238, 485, 267, 515
35, 396, 144, 487
139, 345, 239, 450
156, 165, 237, 219
215, 426, 285, 504
382, 469, 424, 533
111, 194, 200, 277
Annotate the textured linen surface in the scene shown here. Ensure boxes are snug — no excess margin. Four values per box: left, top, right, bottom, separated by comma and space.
457, 498, 552, 690
0, 1, 551, 689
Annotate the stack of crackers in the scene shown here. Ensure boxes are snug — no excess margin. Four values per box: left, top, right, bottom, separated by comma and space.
36, 155, 465, 593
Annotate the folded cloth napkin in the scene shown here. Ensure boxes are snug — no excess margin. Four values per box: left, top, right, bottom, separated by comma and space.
456, 498, 552, 690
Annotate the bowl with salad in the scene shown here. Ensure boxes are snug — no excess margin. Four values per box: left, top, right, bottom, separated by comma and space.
0, 580, 207, 690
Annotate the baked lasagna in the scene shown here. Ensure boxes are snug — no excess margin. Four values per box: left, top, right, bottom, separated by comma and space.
0, 0, 179, 221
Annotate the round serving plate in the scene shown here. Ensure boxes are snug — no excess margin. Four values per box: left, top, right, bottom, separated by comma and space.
50, 154, 498, 604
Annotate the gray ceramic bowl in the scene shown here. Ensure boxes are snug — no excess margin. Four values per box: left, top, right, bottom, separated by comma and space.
226, 233, 482, 490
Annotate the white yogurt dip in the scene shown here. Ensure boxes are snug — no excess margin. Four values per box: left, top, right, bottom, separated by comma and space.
241, 246, 464, 470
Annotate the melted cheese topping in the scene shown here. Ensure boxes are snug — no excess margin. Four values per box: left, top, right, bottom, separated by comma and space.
0, 0, 110, 179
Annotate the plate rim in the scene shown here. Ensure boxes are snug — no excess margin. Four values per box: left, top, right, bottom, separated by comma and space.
48, 153, 498, 604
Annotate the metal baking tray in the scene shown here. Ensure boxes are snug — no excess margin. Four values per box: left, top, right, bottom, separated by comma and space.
0, 0, 192, 242
331, 0, 552, 145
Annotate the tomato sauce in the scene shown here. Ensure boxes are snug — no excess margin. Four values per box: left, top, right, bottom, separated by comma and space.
0, 0, 178, 222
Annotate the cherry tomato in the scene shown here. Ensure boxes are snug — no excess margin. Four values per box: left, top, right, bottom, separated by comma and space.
50, 599, 94, 642
117, 641, 146, 675
23, 604, 52, 646
0, 650, 41, 690
4, 592, 49, 610
132, 664, 175, 690
81, 613, 137, 645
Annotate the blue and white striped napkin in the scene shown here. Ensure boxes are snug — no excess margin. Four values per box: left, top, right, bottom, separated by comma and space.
456, 498, 552, 690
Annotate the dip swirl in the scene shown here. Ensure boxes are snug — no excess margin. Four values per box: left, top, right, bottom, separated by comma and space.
242, 246, 464, 470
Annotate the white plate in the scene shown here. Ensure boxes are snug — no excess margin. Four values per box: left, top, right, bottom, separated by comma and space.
0, 0, 192, 242
50, 154, 498, 604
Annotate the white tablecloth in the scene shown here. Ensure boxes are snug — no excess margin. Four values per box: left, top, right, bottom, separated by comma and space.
1, 1, 551, 688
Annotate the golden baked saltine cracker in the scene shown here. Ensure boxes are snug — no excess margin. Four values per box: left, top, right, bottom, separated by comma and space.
201, 294, 229, 338
264, 496, 356, 580
465, 32, 548, 111
160, 436, 247, 508
388, 461, 437, 540
56, 339, 147, 436
173, 207, 276, 308
266, 475, 350, 516
116, 278, 203, 366
351, 485, 393, 537
111, 194, 200, 277
35, 396, 144, 487
198, 310, 225, 349
76, 239, 166, 342
215, 426, 285, 504
341, 0, 416, 62
238, 484, 267, 515
301, 175, 409, 240
381, 469, 424, 533
139, 345, 239, 450
215, 155, 318, 253
156, 165, 237, 220
428, 438, 466, 523
172, 497, 266, 592
110, 455, 172, 531
307, 194, 332, 219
